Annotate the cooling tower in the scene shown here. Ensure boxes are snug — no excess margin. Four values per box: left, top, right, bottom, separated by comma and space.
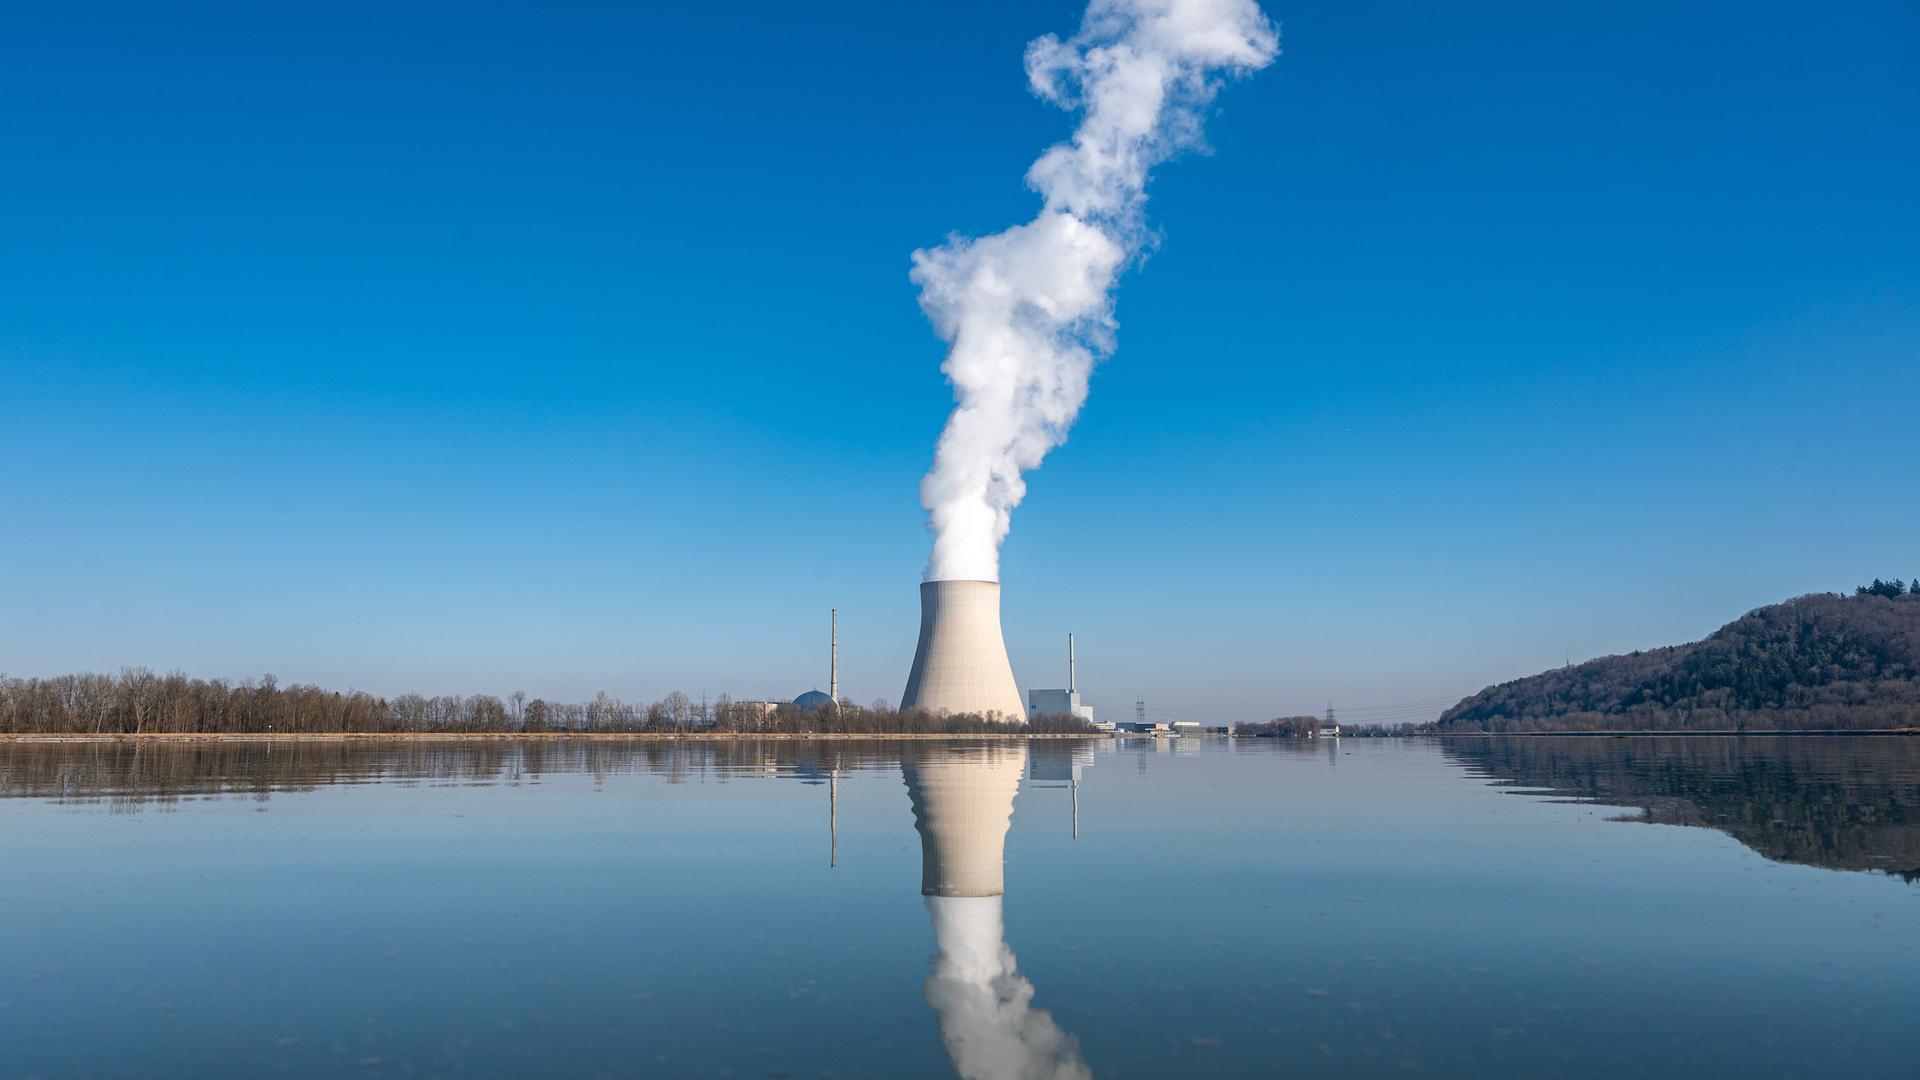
900, 580, 1027, 721
903, 744, 1027, 897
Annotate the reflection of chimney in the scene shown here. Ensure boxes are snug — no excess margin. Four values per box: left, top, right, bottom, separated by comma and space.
901, 580, 1027, 720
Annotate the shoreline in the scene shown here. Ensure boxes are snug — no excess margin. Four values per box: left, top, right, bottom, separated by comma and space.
2, 729, 1915, 744
1423, 729, 1920, 738
0, 731, 1110, 744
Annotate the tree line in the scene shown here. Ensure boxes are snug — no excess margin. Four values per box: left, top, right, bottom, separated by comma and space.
1234, 716, 1323, 737
0, 669, 1094, 736
1230, 716, 1405, 737
1434, 590, 1920, 732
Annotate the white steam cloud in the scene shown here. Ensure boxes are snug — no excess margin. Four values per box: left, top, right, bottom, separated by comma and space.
924, 895, 1091, 1080
912, 0, 1278, 582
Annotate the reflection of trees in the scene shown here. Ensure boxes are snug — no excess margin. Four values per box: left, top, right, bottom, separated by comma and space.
0, 739, 1067, 811
902, 744, 1090, 1080
0, 740, 504, 811
1444, 736, 1920, 877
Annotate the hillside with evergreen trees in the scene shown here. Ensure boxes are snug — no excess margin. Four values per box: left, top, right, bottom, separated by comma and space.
1436, 586, 1920, 732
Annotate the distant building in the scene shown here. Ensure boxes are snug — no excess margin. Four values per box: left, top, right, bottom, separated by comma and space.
1168, 720, 1202, 736
1028, 687, 1094, 722
1028, 632, 1095, 722
732, 700, 780, 720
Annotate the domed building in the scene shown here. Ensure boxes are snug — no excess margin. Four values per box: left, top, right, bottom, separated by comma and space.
794, 689, 836, 712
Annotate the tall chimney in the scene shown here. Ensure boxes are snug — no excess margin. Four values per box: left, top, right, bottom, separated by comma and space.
900, 580, 1026, 721
830, 608, 838, 703
1068, 632, 1076, 694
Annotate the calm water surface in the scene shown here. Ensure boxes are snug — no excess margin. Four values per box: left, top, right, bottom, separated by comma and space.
3, 735, 1916, 1078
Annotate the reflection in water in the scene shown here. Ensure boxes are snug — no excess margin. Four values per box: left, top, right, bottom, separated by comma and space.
903, 744, 1091, 1080
1026, 742, 1095, 839
7, 736, 1920, 1077
0, 738, 916, 809
0, 738, 1099, 1075
1444, 735, 1920, 879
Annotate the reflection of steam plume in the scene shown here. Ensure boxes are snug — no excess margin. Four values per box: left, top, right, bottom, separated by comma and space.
913, 0, 1278, 582
904, 746, 1091, 1080
924, 897, 1089, 1080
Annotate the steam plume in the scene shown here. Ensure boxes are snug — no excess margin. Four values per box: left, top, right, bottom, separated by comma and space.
913, 0, 1278, 582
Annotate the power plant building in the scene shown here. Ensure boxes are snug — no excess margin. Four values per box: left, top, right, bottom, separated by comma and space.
1026, 633, 1094, 723
1027, 688, 1092, 722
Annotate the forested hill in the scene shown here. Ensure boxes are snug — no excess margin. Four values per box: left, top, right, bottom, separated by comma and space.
1436, 592, 1920, 732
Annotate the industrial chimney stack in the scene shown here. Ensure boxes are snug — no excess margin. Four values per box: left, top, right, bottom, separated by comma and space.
899, 580, 1026, 721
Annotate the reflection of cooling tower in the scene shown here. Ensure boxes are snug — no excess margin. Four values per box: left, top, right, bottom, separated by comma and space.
904, 745, 1091, 1080
903, 744, 1027, 896
901, 580, 1027, 721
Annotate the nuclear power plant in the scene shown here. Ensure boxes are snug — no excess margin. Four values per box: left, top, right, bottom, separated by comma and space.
899, 580, 1027, 721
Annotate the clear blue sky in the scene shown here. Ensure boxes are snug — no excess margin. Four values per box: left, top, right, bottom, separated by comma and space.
3, 1, 1914, 723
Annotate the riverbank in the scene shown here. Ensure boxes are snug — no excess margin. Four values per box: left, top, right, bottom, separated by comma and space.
10, 729, 1916, 744
1425, 729, 1920, 737
0, 731, 1109, 744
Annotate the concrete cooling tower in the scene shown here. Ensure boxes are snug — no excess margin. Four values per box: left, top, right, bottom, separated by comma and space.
900, 580, 1027, 721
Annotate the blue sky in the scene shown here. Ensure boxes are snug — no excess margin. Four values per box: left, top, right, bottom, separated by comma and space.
3, 1, 1915, 723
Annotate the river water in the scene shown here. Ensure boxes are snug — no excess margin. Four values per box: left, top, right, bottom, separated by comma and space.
3, 735, 1916, 1078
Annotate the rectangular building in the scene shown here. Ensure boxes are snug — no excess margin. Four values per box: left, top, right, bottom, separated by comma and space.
1027, 688, 1094, 722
